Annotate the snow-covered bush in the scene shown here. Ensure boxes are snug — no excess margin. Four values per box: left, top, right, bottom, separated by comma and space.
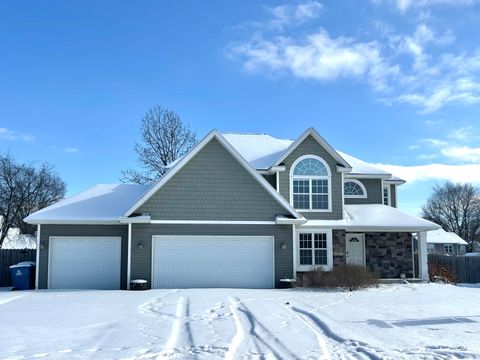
297, 265, 378, 290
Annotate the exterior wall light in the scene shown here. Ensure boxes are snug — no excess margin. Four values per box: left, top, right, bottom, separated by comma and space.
280, 241, 287, 250
138, 242, 144, 250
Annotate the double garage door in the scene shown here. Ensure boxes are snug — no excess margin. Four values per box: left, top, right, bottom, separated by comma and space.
48, 235, 274, 289
152, 236, 275, 289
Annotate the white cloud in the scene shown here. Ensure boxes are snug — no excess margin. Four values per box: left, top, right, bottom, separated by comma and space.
228, 6, 480, 113
378, 163, 480, 183
375, 0, 478, 13
230, 29, 397, 89
441, 146, 480, 162
268, 1, 323, 28
0, 128, 34, 142
64, 147, 79, 153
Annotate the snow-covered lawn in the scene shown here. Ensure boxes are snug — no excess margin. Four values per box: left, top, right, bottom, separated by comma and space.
0, 284, 479, 359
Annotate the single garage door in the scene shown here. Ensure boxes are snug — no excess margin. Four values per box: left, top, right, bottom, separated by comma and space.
152, 235, 274, 289
49, 237, 121, 289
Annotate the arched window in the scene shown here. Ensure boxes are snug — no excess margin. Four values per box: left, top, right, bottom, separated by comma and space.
344, 179, 367, 198
291, 155, 331, 211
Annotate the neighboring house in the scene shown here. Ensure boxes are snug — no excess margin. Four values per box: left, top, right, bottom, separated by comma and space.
2, 229, 36, 249
25, 128, 439, 290
426, 228, 467, 256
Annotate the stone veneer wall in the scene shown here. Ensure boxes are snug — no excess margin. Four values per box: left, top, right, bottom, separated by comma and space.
365, 232, 413, 278
333, 230, 346, 266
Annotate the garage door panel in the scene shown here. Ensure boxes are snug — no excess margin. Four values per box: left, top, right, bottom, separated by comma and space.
152, 235, 274, 289
49, 237, 121, 290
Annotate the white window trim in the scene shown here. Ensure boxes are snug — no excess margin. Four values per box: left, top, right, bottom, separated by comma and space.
344, 179, 367, 199
383, 184, 391, 206
289, 155, 332, 212
296, 229, 333, 272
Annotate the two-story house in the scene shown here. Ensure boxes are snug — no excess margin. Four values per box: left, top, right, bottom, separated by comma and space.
25, 128, 439, 289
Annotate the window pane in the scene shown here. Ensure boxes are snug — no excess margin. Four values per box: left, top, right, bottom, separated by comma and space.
293, 158, 328, 176
300, 250, 313, 265
314, 233, 327, 249
312, 179, 328, 194
312, 194, 328, 209
294, 194, 310, 209
315, 249, 328, 265
293, 180, 309, 194
299, 233, 312, 249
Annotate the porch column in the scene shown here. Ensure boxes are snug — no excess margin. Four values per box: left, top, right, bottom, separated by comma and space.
417, 231, 429, 281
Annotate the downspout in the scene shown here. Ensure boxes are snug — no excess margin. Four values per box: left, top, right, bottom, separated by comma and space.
127, 223, 132, 289
35, 224, 41, 290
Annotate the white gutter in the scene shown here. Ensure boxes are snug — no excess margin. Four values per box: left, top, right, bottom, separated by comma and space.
119, 215, 151, 224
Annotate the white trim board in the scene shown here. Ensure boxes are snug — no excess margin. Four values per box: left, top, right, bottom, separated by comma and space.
150, 220, 276, 225
123, 131, 302, 220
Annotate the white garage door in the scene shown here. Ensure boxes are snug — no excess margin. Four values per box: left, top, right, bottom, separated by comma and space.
152, 235, 274, 289
49, 237, 121, 289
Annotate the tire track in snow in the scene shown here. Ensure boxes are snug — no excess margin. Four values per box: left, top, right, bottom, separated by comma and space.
226, 297, 301, 360
290, 306, 382, 360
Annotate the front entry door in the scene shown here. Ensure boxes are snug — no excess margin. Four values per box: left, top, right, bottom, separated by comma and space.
346, 234, 365, 267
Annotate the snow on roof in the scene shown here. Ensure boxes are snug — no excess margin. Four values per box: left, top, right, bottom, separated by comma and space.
300, 204, 440, 231
221, 133, 294, 169
427, 228, 468, 245
337, 151, 391, 177
24, 184, 151, 224
221, 133, 401, 179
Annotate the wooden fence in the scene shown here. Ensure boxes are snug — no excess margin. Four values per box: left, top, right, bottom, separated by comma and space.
0, 249, 36, 287
428, 254, 480, 284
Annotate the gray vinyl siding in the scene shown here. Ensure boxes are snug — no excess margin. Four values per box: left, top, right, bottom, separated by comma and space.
344, 179, 383, 205
131, 224, 293, 288
278, 135, 343, 220
390, 184, 397, 208
38, 224, 128, 289
138, 138, 288, 221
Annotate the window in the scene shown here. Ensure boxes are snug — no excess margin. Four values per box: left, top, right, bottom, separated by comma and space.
299, 232, 328, 266
383, 186, 391, 206
444, 244, 454, 254
291, 156, 330, 211
344, 180, 367, 198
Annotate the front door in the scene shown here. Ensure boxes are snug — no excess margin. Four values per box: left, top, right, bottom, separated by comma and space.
346, 234, 365, 267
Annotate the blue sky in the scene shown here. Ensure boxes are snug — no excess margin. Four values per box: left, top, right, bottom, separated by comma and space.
1, 0, 480, 215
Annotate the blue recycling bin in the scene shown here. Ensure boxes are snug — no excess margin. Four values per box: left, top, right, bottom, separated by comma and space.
9, 261, 35, 290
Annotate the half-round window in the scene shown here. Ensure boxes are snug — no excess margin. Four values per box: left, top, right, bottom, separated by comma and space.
293, 158, 328, 176
344, 180, 367, 198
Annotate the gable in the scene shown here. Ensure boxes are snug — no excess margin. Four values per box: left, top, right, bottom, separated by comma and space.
136, 138, 290, 221
278, 134, 344, 220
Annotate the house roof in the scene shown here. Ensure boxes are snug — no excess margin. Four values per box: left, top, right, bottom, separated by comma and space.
221, 132, 402, 180
427, 228, 468, 245
299, 204, 440, 232
122, 130, 303, 219
24, 184, 151, 224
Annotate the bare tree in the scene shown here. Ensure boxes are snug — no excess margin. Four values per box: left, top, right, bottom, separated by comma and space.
421, 182, 480, 251
0, 154, 66, 248
121, 106, 197, 184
